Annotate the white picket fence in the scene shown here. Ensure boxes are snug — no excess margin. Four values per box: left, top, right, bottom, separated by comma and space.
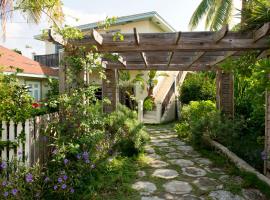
0, 113, 58, 166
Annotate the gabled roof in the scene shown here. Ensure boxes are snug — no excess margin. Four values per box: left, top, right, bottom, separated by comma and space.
77, 11, 176, 32
0, 45, 58, 78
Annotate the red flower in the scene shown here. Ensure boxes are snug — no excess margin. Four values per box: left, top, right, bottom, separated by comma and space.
32, 103, 40, 108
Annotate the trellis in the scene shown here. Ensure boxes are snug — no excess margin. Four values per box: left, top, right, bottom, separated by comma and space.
49, 23, 270, 176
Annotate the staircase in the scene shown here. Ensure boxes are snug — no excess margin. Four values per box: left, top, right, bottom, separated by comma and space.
142, 71, 187, 124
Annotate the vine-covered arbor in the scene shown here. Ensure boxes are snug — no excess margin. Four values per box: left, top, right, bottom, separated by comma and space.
50, 23, 270, 176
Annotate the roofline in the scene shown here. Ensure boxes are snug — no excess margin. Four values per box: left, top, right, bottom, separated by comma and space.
35, 11, 176, 41
3, 72, 58, 79
78, 11, 176, 32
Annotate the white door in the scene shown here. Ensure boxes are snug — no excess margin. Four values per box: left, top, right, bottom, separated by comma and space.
26, 81, 41, 101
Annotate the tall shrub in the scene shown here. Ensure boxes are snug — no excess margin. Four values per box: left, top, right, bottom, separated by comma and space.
180, 72, 216, 104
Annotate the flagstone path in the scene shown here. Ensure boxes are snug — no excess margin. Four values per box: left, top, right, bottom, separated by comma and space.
132, 127, 267, 200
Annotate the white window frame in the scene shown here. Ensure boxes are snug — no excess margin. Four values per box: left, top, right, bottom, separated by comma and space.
26, 81, 41, 101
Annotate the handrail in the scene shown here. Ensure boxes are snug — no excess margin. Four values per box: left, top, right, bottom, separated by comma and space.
160, 71, 184, 117
161, 81, 175, 117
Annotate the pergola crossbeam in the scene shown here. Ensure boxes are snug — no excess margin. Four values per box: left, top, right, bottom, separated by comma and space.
214, 25, 229, 43
258, 49, 270, 59
168, 31, 181, 67
254, 22, 270, 42
134, 28, 148, 68
91, 29, 103, 45
187, 52, 206, 69
211, 51, 237, 66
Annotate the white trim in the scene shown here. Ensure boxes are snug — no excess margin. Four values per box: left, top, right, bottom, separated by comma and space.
3, 72, 58, 79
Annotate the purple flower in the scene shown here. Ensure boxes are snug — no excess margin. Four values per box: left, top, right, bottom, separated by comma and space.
18, 150, 22, 156
44, 177, 50, 183
70, 188, 75, 193
85, 159, 90, 164
53, 185, 58, 190
3, 191, 8, 197
91, 164, 96, 169
64, 159, 69, 165
82, 151, 89, 160
11, 189, 18, 196
76, 154, 81, 159
261, 151, 268, 160
52, 149, 58, 155
25, 173, 33, 183
58, 177, 63, 183
63, 175, 68, 181
61, 184, 67, 190
1, 162, 7, 169
2, 181, 7, 186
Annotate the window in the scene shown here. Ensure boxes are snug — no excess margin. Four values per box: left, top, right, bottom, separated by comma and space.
26, 81, 41, 101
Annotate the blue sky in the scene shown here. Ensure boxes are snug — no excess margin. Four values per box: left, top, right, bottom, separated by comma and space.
0, 0, 241, 58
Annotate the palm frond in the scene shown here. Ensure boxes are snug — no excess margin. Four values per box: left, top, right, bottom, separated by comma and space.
210, 0, 233, 30
205, 4, 217, 29
189, 0, 215, 30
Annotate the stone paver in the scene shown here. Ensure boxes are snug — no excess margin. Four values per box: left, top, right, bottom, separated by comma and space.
132, 181, 157, 195
182, 166, 207, 177
131, 127, 267, 200
208, 190, 244, 200
152, 169, 179, 179
169, 159, 194, 167
163, 180, 192, 194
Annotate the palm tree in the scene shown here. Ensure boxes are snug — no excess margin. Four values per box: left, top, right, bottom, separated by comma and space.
0, 0, 64, 38
189, 0, 234, 31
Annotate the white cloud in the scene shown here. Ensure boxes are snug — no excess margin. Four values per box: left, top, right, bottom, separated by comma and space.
63, 6, 106, 26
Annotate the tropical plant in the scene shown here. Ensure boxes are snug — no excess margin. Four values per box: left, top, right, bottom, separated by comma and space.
241, 0, 270, 30
189, 0, 234, 30
118, 70, 144, 110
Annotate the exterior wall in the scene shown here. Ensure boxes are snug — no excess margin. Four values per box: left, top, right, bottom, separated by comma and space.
45, 41, 56, 55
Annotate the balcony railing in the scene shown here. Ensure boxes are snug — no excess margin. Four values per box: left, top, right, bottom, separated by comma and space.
34, 54, 59, 68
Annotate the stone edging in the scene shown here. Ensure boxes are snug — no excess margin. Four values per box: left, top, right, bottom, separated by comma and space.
203, 136, 270, 187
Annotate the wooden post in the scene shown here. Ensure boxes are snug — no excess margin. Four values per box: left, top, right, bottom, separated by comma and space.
216, 70, 234, 117
58, 50, 66, 94
264, 74, 270, 177
102, 69, 119, 113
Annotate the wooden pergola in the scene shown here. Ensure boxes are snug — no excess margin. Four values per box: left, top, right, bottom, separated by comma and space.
51, 23, 270, 176
69, 23, 270, 71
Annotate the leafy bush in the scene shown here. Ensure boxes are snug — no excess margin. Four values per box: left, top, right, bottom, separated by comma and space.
143, 96, 155, 111
174, 121, 190, 141
180, 72, 216, 104
176, 100, 219, 146
0, 69, 33, 122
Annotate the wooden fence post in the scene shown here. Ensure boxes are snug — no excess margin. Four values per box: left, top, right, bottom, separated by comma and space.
102, 69, 119, 113
216, 70, 234, 117
264, 74, 270, 177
